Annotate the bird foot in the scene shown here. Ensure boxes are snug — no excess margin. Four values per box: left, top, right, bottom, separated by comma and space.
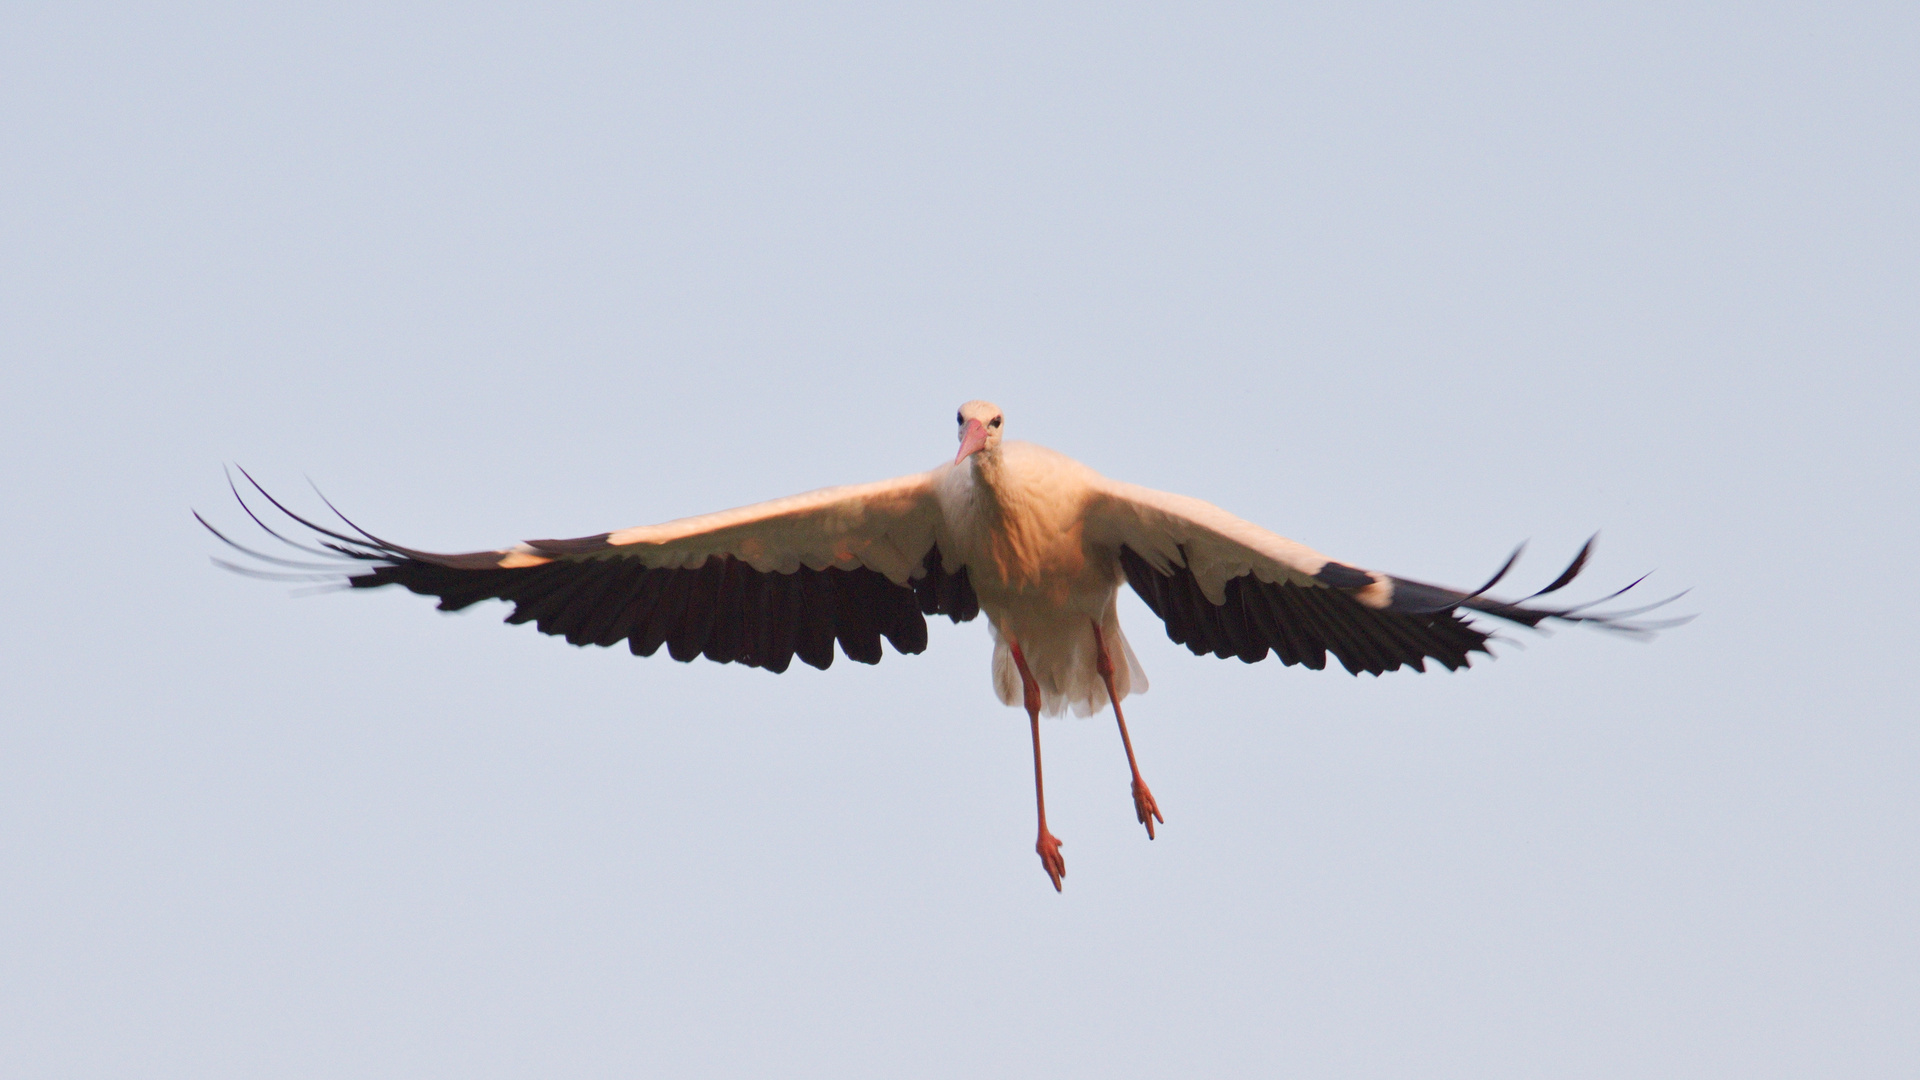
1035, 830, 1066, 891
1132, 779, 1164, 839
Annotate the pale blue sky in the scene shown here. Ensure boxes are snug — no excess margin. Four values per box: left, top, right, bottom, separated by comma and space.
3, 4, 1916, 1076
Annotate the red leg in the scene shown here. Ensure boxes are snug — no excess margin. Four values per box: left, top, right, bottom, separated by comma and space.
1093, 622, 1164, 839
1011, 642, 1065, 891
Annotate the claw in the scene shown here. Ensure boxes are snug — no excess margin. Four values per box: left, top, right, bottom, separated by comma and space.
1035, 831, 1066, 891
1132, 779, 1164, 839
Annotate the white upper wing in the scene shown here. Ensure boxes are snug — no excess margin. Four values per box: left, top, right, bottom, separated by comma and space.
499, 468, 954, 583
1084, 478, 1388, 604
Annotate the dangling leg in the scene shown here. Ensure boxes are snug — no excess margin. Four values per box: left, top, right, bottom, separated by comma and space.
1093, 622, 1164, 839
1010, 642, 1065, 891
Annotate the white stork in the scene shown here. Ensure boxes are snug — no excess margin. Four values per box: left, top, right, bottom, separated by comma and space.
202, 400, 1682, 891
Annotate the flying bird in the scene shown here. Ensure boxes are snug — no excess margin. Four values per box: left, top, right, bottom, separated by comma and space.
202, 401, 1684, 891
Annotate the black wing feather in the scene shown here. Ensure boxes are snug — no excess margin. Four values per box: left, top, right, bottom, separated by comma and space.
1120, 542, 1676, 676
203, 480, 979, 673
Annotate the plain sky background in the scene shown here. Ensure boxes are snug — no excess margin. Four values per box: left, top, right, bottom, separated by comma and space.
3, 3, 1916, 1077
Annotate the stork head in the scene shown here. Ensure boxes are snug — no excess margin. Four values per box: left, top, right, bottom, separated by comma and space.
954, 400, 1004, 464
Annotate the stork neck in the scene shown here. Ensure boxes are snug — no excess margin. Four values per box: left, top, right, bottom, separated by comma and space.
967, 446, 1008, 495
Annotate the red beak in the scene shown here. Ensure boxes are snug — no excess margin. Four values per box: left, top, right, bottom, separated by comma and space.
955, 418, 989, 463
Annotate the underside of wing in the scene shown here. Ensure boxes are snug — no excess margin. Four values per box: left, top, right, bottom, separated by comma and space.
1119, 545, 1495, 673
200, 469, 980, 673
1090, 481, 1687, 677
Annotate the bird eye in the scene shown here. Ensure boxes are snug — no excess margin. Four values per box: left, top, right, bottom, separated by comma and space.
989, 417, 1002, 428
957, 412, 964, 425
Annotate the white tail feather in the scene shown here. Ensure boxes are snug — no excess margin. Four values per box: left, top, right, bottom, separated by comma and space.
989, 614, 1148, 718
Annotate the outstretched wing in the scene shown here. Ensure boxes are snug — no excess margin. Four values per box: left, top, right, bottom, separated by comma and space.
1086, 480, 1684, 676
201, 468, 979, 673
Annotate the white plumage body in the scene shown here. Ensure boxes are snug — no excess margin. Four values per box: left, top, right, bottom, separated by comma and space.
938, 440, 1146, 717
